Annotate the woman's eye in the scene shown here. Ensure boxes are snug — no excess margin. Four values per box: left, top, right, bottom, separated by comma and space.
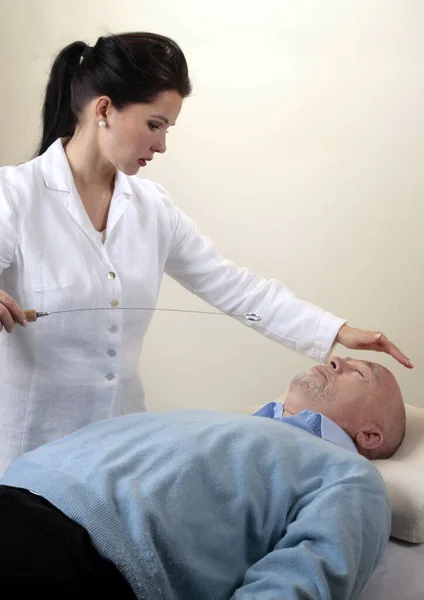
356, 370, 365, 379
148, 122, 161, 131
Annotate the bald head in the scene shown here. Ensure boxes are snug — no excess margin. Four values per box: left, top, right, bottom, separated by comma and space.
366, 363, 405, 459
284, 357, 405, 459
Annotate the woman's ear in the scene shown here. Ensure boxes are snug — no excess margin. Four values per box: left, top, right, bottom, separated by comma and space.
94, 96, 112, 122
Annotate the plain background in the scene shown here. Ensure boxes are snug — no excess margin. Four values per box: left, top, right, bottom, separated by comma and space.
0, 0, 422, 410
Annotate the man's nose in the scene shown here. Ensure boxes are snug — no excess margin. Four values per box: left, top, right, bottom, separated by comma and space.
325, 356, 345, 373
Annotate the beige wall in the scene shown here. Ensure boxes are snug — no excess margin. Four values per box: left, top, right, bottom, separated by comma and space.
0, 0, 422, 410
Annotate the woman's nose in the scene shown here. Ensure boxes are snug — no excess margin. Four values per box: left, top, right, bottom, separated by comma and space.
151, 133, 167, 154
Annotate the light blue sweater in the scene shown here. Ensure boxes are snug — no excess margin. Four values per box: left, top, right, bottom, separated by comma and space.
0, 410, 390, 599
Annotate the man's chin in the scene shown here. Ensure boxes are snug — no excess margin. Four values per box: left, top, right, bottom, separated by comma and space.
289, 372, 327, 399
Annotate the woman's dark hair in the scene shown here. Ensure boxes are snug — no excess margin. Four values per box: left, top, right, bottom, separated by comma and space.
36, 32, 192, 156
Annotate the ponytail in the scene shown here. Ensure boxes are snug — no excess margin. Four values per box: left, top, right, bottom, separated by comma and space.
36, 41, 88, 156
36, 33, 192, 157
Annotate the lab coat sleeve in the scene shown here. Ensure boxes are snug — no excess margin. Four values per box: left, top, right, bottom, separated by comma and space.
0, 180, 17, 274
164, 198, 345, 362
230, 481, 391, 600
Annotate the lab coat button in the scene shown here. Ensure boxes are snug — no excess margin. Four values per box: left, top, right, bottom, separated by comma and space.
105, 373, 115, 381
107, 272, 116, 280
108, 325, 118, 333
107, 349, 116, 357
110, 299, 119, 307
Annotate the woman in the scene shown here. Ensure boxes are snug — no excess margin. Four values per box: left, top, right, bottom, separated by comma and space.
0, 32, 411, 473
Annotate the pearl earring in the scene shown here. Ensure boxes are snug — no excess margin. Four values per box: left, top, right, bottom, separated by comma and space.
98, 120, 106, 128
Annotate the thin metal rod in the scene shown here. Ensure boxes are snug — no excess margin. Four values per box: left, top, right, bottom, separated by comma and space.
38, 307, 262, 321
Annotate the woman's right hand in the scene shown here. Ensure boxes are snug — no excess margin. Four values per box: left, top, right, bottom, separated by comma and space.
0, 290, 27, 333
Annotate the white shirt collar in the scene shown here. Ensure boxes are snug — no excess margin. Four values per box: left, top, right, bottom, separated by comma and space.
40, 138, 132, 198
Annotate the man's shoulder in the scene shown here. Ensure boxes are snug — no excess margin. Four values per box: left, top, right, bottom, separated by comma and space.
248, 408, 386, 489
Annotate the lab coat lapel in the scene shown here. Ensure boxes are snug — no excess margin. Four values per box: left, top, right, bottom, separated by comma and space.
40, 139, 101, 244
40, 138, 73, 195
40, 139, 132, 247
106, 169, 132, 240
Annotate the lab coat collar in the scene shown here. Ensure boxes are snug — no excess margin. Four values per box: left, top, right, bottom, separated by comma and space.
40, 138, 133, 198
40, 139, 133, 246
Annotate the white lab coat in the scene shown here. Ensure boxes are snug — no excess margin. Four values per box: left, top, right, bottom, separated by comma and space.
0, 139, 345, 472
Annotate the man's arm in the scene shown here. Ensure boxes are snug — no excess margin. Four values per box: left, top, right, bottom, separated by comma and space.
230, 480, 390, 600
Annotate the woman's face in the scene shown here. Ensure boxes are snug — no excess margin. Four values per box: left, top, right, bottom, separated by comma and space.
98, 90, 183, 175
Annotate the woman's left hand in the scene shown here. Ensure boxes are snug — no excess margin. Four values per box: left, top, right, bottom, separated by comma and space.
335, 324, 414, 369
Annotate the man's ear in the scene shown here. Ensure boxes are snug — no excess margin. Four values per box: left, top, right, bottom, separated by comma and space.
355, 423, 383, 452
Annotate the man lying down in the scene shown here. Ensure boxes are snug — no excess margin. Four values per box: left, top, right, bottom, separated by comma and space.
0, 356, 405, 599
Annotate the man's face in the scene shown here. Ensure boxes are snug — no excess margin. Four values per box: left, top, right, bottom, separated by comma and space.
285, 357, 392, 432
285, 356, 405, 458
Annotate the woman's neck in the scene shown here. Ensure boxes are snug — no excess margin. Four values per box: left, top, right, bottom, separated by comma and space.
64, 130, 116, 191
64, 131, 116, 231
